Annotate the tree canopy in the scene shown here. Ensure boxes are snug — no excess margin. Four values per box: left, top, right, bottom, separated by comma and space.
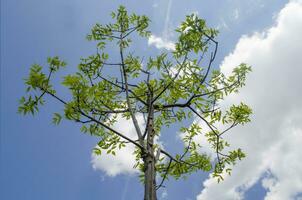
19, 5, 252, 200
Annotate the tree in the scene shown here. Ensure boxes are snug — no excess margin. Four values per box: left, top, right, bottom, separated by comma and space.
18, 6, 252, 200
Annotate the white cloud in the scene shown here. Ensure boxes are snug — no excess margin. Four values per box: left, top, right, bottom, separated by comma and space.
160, 189, 168, 199
148, 35, 175, 51
197, 1, 302, 199
217, 18, 230, 31
152, 3, 158, 8
163, 0, 173, 39
91, 114, 165, 177
148, 0, 175, 51
233, 9, 239, 20
91, 114, 145, 176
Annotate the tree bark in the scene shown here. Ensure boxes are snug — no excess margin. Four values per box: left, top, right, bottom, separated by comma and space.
144, 102, 157, 200
143, 153, 156, 200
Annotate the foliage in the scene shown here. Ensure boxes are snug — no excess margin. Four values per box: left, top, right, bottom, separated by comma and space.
19, 5, 252, 194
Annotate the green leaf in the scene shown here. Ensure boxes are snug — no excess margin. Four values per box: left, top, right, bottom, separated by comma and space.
52, 113, 62, 125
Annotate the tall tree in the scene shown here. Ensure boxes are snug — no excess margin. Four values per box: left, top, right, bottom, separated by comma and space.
19, 6, 252, 200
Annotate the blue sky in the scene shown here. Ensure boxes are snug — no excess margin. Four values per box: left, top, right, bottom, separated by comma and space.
1, 0, 302, 200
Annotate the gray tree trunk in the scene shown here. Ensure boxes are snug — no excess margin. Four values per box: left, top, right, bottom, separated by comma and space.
143, 154, 156, 200
144, 104, 157, 200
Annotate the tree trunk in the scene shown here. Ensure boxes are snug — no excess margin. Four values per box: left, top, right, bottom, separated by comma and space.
144, 103, 157, 200
144, 154, 157, 200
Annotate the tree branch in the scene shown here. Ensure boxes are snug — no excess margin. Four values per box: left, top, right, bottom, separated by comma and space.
179, 137, 193, 161
98, 75, 147, 106
156, 158, 172, 190
159, 149, 198, 168
33, 69, 53, 105
39, 87, 144, 150
152, 55, 188, 103
188, 105, 219, 137
119, 33, 144, 145
154, 78, 241, 110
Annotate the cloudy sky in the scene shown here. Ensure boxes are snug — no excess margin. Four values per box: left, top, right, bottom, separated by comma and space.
1, 0, 302, 199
